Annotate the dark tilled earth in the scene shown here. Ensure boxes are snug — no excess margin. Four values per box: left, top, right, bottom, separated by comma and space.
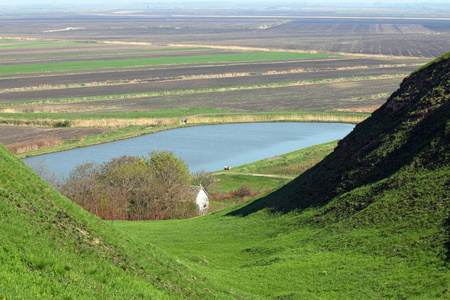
0, 66, 417, 103
0, 125, 108, 146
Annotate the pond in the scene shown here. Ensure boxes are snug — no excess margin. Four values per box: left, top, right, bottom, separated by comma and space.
23, 122, 355, 178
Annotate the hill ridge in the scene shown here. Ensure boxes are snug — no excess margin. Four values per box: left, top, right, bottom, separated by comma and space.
230, 52, 449, 216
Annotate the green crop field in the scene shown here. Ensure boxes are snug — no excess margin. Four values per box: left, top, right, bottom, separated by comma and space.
0, 47, 209, 59
0, 52, 334, 75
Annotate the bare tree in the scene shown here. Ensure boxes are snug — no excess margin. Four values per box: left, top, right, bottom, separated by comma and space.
191, 167, 215, 192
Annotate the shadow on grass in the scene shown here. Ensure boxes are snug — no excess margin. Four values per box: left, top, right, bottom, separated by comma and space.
227, 95, 449, 217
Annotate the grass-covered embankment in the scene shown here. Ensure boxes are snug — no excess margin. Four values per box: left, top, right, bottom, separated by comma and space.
114, 52, 450, 298
0, 142, 246, 298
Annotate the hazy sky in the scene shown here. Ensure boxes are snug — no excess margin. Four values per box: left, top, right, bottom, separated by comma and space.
1, 0, 450, 4
0, 0, 449, 9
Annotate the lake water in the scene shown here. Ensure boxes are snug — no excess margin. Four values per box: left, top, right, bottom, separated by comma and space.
23, 122, 355, 178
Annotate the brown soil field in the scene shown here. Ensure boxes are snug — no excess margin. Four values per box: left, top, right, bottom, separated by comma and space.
2, 11, 449, 58
3, 13, 447, 58
1, 7, 447, 153
0, 125, 108, 147
0, 65, 419, 103
0, 43, 167, 58
27, 78, 399, 113
116, 78, 400, 112
0, 56, 426, 89
0, 48, 236, 66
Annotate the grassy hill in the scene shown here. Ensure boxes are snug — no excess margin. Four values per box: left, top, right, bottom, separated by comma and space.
0, 144, 237, 298
1, 52, 449, 298
116, 52, 450, 298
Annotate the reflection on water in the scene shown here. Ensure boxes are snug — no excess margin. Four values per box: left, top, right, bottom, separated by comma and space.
23, 122, 355, 178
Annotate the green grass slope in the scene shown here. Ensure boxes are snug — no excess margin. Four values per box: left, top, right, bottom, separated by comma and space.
115, 52, 450, 298
0, 143, 168, 298
234, 51, 449, 215
0, 143, 240, 299
2, 52, 449, 298
225, 51, 450, 294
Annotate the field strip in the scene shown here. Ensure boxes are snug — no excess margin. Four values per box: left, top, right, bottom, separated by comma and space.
0, 52, 334, 75
0, 42, 99, 49
0, 64, 420, 93
0, 47, 210, 60
0, 57, 348, 80
155, 14, 450, 21
0, 111, 370, 130
164, 43, 433, 60
0, 73, 407, 106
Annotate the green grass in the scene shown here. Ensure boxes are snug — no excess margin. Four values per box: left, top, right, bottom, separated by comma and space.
0, 143, 166, 298
113, 193, 449, 298
0, 107, 231, 120
112, 53, 450, 298
0, 47, 210, 60
1, 52, 449, 298
0, 142, 246, 299
228, 140, 339, 175
209, 174, 291, 194
0, 52, 334, 75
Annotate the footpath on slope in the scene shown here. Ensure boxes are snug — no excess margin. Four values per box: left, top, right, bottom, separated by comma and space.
213, 171, 296, 179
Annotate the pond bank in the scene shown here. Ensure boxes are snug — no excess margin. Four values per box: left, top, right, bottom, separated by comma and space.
14, 111, 368, 158
23, 122, 356, 178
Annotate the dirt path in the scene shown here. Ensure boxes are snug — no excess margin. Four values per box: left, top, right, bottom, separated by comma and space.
214, 171, 296, 179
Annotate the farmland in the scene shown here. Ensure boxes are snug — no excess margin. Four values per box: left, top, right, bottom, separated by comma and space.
0, 4, 449, 298
0, 5, 448, 155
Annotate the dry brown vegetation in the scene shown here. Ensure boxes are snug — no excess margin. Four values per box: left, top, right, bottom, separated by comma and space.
186, 113, 367, 124
6, 137, 62, 153
208, 187, 272, 213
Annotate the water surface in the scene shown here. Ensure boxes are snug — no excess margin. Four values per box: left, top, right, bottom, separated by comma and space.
23, 122, 354, 178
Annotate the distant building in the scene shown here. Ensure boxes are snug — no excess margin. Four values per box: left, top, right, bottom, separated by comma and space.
190, 185, 209, 213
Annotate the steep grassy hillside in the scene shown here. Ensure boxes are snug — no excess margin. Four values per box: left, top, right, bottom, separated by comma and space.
235, 51, 449, 215
0, 143, 238, 298
117, 52, 450, 298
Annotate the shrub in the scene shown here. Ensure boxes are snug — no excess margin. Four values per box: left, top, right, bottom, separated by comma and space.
233, 185, 252, 198
53, 120, 70, 127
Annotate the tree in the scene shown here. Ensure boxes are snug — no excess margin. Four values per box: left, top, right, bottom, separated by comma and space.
148, 150, 196, 219
59, 151, 198, 220
59, 162, 103, 216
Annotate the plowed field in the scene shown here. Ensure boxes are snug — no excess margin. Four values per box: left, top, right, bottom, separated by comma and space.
1, 7, 445, 151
